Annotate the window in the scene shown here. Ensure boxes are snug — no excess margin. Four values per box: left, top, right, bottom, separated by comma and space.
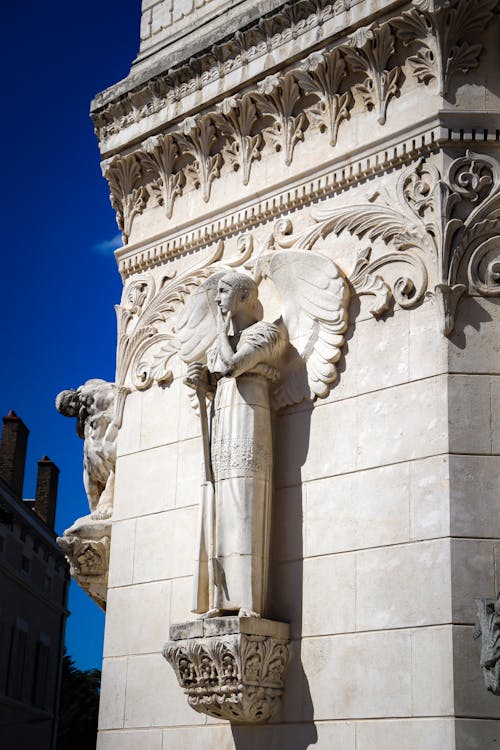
32, 638, 50, 709
21, 555, 30, 574
6, 621, 28, 700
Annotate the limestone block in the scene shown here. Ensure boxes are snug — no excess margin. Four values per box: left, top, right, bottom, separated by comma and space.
124, 653, 205, 727
409, 301, 448, 381
449, 297, 500, 375
448, 375, 492, 454
357, 376, 448, 471
269, 554, 355, 638
302, 554, 355, 637
492, 376, 500, 454
410, 456, 450, 540
449, 456, 500, 538
176, 437, 203, 507
107, 519, 136, 588
133, 506, 197, 583
114, 444, 177, 521
275, 399, 357, 488
140, 380, 180, 450
139, 10, 152, 41
162, 722, 355, 750
355, 718, 455, 750
97, 729, 163, 750
177, 387, 202, 442
103, 581, 171, 657
301, 632, 412, 720
172, 0, 194, 23
451, 539, 496, 623
270, 485, 304, 563
355, 310, 409, 395
305, 463, 410, 557
98, 657, 127, 730
162, 726, 234, 750
453, 626, 500, 719
411, 626, 454, 716
116, 390, 142, 457
151, 1, 172, 35
355, 540, 451, 631
169, 576, 195, 624
455, 719, 500, 750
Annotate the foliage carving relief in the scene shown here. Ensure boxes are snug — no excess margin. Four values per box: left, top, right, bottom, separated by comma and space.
100, 0, 497, 244
113, 150, 500, 403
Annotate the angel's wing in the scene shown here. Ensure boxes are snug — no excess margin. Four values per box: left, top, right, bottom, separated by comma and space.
259, 250, 349, 406
174, 272, 226, 363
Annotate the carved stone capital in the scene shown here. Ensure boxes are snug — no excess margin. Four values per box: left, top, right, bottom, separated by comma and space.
57, 515, 111, 611
163, 617, 290, 722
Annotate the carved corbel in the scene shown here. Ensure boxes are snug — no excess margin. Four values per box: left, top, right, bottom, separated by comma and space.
176, 116, 222, 202
295, 49, 352, 147
252, 73, 305, 167
101, 154, 148, 243
163, 618, 290, 723
392, 0, 497, 97
213, 96, 262, 186
141, 134, 185, 219
343, 24, 400, 126
57, 518, 111, 611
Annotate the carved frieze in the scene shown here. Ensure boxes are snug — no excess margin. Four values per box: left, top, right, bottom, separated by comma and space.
163, 618, 290, 722
99, 0, 498, 245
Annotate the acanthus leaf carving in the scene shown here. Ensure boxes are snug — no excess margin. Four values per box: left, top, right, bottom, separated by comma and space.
392, 0, 497, 96
177, 116, 222, 202
141, 134, 185, 219
252, 74, 305, 166
163, 623, 290, 723
343, 23, 400, 125
101, 154, 148, 243
213, 96, 262, 186
295, 49, 352, 147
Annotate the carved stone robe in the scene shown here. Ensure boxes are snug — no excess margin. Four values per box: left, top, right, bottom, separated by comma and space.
192, 320, 284, 615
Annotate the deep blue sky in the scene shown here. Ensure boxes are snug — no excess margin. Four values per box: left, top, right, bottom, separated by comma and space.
1, 2, 142, 670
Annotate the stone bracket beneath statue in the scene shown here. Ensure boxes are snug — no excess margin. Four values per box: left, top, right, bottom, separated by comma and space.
57, 515, 111, 611
162, 617, 290, 723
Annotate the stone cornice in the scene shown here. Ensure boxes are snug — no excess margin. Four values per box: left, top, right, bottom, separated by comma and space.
100, 0, 499, 247
92, 0, 407, 154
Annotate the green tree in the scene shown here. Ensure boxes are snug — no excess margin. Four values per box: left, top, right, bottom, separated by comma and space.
57, 650, 101, 750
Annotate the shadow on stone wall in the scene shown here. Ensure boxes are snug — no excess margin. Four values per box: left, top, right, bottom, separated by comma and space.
231, 404, 317, 750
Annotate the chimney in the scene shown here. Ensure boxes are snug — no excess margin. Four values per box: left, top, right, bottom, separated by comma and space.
0, 411, 29, 498
34, 456, 60, 530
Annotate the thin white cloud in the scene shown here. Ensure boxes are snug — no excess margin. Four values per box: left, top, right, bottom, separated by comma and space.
92, 232, 122, 254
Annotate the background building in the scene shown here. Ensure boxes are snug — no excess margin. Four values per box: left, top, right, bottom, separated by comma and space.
0, 411, 69, 750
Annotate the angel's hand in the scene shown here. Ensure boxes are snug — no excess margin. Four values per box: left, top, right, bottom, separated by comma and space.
216, 306, 228, 335
184, 363, 210, 392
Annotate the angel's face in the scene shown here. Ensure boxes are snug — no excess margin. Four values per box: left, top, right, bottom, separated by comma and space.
215, 281, 240, 315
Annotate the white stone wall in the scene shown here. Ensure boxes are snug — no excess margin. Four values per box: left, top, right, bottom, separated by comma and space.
93, 0, 500, 747
97, 291, 500, 749
139, 0, 238, 55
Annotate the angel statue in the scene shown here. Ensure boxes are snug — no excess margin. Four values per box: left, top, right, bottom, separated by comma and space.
175, 250, 349, 619
56, 379, 118, 521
